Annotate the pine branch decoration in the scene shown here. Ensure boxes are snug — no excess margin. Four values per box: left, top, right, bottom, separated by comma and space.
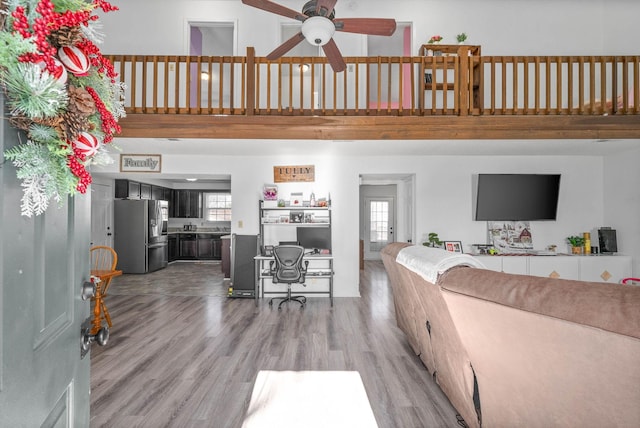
0, 0, 122, 217
4, 62, 68, 118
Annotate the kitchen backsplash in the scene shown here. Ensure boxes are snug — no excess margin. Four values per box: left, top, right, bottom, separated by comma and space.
167, 218, 231, 233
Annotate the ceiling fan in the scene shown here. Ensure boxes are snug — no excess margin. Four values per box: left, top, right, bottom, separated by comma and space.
241, 0, 397, 72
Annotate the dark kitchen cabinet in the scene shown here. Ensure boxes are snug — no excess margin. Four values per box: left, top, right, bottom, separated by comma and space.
179, 233, 197, 258
221, 235, 231, 277
168, 235, 178, 262
115, 179, 141, 199
140, 183, 151, 199
197, 235, 215, 259
163, 188, 173, 202
174, 190, 202, 218
151, 185, 164, 200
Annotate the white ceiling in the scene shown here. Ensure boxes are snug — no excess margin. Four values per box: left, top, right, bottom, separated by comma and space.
112, 137, 640, 157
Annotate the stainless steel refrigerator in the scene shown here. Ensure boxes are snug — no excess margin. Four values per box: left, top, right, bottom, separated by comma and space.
114, 199, 168, 274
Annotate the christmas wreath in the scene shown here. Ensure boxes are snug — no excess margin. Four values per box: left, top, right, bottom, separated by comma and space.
0, 0, 124, 217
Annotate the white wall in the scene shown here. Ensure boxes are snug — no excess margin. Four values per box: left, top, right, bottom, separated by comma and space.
604, 147, 640, 277
95, 146, 629, 296
100, 0, 640, 57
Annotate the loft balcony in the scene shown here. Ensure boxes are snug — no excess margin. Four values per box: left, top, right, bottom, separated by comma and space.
109, 46, 640, 140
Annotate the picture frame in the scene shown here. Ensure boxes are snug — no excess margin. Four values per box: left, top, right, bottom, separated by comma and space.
263, 184, 278, 201
444, 241, 463, 253
290, 192, 303, 206
289, 211, 303, 223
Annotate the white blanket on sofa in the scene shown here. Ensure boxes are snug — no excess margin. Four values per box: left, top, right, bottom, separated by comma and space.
396, 245, 486, 284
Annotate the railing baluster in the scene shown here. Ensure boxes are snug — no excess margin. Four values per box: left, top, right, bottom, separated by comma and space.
556, 56, 562, 115
632, 57, 640, 114
601, 58, 607, 115
513, 56, 519, 115
567, 57, 574, 114
578, 57, 585, 114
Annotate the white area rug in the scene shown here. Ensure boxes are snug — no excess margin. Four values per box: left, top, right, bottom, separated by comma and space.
242, 371, 378, 428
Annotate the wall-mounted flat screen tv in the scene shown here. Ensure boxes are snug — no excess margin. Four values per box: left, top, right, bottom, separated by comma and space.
474, 174, 561, 221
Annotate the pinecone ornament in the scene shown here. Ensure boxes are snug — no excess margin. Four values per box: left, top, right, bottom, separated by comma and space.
33, 115, 67, 140
68, 85, 96, 117
8, 115, 33, 132
48, 26, 84, 47
62, 110, 88, 142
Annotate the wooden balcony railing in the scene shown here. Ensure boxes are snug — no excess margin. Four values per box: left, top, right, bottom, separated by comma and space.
107, 47, 640, 119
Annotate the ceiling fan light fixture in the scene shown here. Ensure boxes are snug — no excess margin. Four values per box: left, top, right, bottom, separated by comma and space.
302, 16, 335, 46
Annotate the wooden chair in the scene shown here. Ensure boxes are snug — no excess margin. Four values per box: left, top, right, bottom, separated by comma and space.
90, 246, 118, 329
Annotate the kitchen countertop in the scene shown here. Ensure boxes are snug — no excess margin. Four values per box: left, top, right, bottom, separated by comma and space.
167, 229, 230, 235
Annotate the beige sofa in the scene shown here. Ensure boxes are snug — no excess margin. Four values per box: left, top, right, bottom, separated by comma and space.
381, 242, 640, 428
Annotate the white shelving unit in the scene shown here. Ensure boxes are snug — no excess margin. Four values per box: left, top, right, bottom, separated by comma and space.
258, 200, 332, 250
256, 200, 334, 305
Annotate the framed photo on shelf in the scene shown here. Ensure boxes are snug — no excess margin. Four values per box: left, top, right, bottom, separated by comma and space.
289, 211, 303, 223
444, 241, 463, 253
263, 184, 278, 205
290, 192, 303, 207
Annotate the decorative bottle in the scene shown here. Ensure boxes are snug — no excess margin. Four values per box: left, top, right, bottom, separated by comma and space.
309, 191, 316, 207
583, 232, 591, 255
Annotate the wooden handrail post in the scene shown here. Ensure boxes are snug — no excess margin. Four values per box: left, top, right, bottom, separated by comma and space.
246, 47, 256, 115
458, 46, 470, 116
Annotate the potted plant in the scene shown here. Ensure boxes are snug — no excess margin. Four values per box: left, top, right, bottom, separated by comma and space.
566, 236, 585, 254
456, 33, 468, 44
423, 232, 443, 248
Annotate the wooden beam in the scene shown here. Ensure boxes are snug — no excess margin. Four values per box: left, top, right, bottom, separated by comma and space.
117, 114, 640, 140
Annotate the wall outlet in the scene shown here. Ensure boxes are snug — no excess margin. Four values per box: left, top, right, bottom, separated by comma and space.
169, 63, 175, 72
238, 220, 243, 228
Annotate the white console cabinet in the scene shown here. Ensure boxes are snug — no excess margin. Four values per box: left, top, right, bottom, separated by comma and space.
475, 255, 632, 284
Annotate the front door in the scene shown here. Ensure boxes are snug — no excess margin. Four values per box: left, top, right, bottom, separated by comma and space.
0, 95, 91, 426
364, 197, 396, 260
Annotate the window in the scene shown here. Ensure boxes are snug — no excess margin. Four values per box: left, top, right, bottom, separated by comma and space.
203, 192, 232, 221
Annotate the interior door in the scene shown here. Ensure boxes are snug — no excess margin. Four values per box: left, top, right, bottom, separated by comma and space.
0, 94, 91, 426
91, 181, 114, 247
364, 197, 396, 260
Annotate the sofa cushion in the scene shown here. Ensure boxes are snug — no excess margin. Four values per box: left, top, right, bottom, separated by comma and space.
439, 267, 640, 339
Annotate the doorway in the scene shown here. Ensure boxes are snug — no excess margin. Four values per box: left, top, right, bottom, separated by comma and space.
188, 21, 236, 108
364, 194, 395, 260
367, 22, 412, 109
360, 174, 415, 261
91, 180, 114, 248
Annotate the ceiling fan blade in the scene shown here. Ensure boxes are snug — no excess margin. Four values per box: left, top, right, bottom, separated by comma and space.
334, 18, 397, 36
241, 0, 307, 22
322, 39, 346, 73
266, 32, 306, 60
315, 0, 337, 16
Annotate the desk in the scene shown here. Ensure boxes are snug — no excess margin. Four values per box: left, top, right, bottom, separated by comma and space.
90, 269, 122, 334
254, 254, 334, 307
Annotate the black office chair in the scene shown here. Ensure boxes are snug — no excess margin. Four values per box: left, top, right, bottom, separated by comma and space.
269, 245, 309, 310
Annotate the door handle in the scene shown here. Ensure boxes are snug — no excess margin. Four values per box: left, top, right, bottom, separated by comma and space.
81, 281, 96, 300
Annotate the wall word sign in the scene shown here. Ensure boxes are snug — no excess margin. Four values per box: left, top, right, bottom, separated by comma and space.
274, 165, 315, 182
120, 154, 162, 173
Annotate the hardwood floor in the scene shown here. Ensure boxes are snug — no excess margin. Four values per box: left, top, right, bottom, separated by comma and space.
90, 261, 460, 428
